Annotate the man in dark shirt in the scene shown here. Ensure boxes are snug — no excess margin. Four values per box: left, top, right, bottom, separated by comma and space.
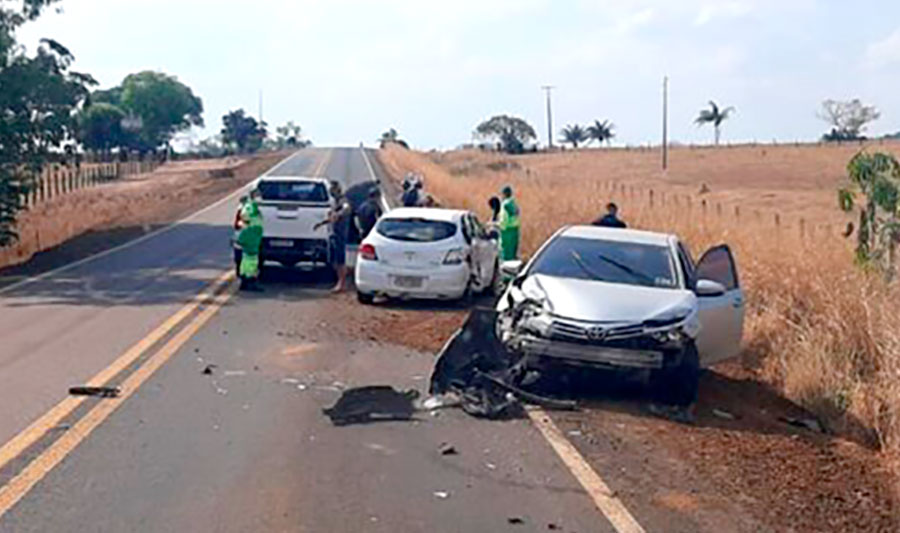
593, 202, 627, 228
316, 181, 354, 292
356, 189, 383, 239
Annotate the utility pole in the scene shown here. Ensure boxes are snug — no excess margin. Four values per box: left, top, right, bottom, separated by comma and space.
662, 76, 668, 171
258, 89, 264, 125
541, 85, 555, 149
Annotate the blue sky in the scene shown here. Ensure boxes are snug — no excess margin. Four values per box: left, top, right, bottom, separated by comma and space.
17, 0, 900, 149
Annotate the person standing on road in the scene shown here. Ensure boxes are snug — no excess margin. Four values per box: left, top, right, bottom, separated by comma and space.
592, 202, 627, 228
356, 188, 383, 240
498, 185, 520, 260
401, 179, 423, 207
318, 181, 354, 293
236, 190, 264, 292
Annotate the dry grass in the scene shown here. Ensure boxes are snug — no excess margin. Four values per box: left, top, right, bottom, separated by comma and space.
378, 143, 900, 458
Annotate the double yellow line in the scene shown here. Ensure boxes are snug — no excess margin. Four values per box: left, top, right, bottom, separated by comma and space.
0, 271, 236, 517
0, 147, 334, 518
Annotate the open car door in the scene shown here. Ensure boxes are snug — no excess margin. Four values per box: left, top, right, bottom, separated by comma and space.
695, 245, 745, 366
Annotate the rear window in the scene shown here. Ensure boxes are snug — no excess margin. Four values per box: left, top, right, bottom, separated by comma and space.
376, 218, 457, 242
257, 180, 329, 203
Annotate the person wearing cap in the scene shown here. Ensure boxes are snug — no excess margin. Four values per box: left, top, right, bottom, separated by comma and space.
498, 185, 520, 260
236, 189, 264, 291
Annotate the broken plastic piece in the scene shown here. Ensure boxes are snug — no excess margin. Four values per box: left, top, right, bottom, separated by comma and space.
322, 386, 419, 426
69, 386, 120, 398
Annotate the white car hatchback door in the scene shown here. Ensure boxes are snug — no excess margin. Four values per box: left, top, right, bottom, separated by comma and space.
460, 212, 500, 291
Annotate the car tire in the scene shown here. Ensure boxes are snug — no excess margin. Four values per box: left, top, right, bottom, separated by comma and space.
651, 342, 699, 407
357, 291, 375, 305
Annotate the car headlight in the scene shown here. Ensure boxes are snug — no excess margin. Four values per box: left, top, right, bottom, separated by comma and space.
521, 308, 554, 337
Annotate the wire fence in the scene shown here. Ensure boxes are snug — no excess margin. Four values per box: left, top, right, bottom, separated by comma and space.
20, 160, 161, 207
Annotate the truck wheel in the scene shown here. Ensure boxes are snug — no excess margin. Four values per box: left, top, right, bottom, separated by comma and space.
357, 292, 375, 305
651, 343, 699, 407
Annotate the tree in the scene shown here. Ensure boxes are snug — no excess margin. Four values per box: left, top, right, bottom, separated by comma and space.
839, 152, 900, 279
118, 71, 203, 151
221, 109, 267, 153
587, 120, 615, 146
474, 115, 536, 154
78, 103, 125, 152
0, 0, 96, 245
274, 121, 307, 148
694, 101, 735, 145
819, 99, 880, 142
560, 124, 588, 148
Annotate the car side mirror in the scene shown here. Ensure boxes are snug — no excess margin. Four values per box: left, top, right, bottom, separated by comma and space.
695, 278, 726, 297
500, 260, 524, 278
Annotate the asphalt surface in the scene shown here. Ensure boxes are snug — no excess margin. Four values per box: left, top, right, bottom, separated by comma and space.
0, 148, 619, 532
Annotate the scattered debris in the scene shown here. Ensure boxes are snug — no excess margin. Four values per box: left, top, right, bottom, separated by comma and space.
297, 384, 308, 391
568, 430, 583, 437
486, 462, 497, 470
647, 403, 695, 424
433, 491, 450, 499
778, 416, 826, 434
418, 393, 462, 411
281, 378, 301, 385
439, 443, 458, 456
713, 408, 736, 420
508, 517, 525, 525
223, 370, 246, 377
201, 364, 217, 375
69, 386, 120, 398
547, 523, 559, 530
322, 386, 419, 426
429, 309, 576, 419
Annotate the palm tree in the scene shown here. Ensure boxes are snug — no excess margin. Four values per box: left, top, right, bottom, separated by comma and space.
587, 120, 615, 146
560, 124, 588, 148
694, 101, 735, 145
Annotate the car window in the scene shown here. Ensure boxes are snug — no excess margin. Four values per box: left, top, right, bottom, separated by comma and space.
696, 245, 738, 290
376, 218, 457, 242
257, 180, 329, 203
529, 236, 678, 289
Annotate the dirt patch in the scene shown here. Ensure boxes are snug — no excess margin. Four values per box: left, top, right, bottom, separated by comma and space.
0, 152, 289, 274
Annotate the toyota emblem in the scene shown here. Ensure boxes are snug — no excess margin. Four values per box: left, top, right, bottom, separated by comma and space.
587, 326, 608, 341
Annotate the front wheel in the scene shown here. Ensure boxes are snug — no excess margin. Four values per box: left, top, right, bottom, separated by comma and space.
357, 291, 375, 305
651, 343, 699, 407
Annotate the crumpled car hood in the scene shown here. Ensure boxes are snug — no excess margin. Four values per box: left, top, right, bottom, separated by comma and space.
525, 274, 695, 323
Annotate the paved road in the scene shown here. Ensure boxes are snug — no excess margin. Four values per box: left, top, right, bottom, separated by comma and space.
0, 148, 621, 532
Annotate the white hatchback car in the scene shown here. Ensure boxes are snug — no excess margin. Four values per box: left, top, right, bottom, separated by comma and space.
354, 208, 499, 303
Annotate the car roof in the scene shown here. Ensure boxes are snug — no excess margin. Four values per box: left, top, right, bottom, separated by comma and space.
256, 175, 329, 184
560, 225, 675, 247
382, 207, 467, 222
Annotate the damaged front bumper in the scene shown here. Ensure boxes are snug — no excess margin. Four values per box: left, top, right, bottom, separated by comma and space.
515, 335, 664, 369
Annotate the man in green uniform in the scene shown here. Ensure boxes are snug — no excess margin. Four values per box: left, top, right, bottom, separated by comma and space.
236, 190, 264, 292
498, 185, 520, 261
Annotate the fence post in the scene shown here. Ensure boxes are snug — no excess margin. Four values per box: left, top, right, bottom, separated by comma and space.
649, 189, 654, 208
799, 218, 805, 239
716, 203, 722, 216
734, 205, 740, 220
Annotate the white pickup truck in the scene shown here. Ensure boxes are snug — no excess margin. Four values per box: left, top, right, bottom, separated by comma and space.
233, 176, 334, 271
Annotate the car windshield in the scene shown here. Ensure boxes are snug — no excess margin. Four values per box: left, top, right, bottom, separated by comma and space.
257, 180, 329, 203
529, 236, 678, 289
376, 218, 457, 242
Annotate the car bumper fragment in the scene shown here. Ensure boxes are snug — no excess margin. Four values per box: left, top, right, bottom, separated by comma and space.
518, 336, 664, 369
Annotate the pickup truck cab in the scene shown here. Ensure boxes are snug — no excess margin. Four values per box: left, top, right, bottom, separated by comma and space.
233, 176, 334, 270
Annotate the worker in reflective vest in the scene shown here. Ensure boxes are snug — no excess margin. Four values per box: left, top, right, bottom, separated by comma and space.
498, 185, 520, 261
237, 191, 264, 291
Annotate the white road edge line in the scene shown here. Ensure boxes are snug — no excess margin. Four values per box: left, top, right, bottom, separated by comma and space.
0, 150, 308, 296
526, 408, 646, 533
359, 147, 391, 212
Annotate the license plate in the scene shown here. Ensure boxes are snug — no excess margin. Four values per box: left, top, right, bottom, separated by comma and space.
269, 239, 293, 248
393, 275, 424, 288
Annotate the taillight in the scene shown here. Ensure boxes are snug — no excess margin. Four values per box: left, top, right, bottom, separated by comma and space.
443, 248, 465, 265
360, 243, 378, 261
